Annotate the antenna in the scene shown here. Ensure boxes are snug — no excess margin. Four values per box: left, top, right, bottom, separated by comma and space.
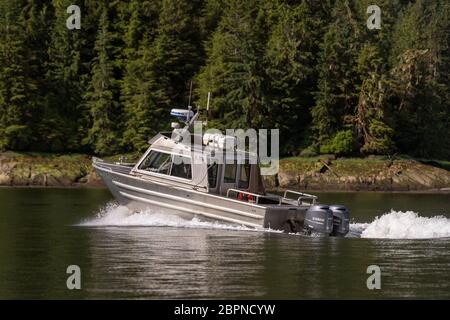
206, 92, 211, 126
187, 80, 193, 108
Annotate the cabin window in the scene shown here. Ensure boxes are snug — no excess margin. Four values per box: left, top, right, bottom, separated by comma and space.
238, 164, 251, 189
138, 150, 172, 175
208, 163, 218, 188
224, 163, 237, 183
170, 155, 192, 180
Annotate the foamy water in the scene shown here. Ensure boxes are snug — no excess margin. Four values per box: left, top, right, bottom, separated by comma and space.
357, 210, 450, 239
78, 202, 264, 232
78, 203, 450, 240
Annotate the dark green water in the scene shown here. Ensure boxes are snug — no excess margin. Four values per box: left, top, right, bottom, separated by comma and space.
0, 187, 449, 299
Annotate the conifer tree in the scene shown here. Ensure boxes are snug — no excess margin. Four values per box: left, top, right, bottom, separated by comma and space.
264, 0, 331, 154
152, 0, 202, 107
196, 0, 267, 129
121, 41, 162, 152
0, 0, 447, 160
351, 0, 401, 154
44, 0, 88, 151
312, 0, 401, 155
84, 4, 120, 155
22, 0, 54, 151
121, 0, 163, 151
389, 0, 450, 158
354, 45, 394, 154
0, 0, 38, 150
311, 0, 363, 152
199, 0, 225, 40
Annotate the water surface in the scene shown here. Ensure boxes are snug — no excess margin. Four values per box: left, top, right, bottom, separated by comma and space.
0, 188, 449, 299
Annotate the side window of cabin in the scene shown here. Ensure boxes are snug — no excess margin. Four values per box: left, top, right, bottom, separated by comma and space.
138, 150, 159, 170
208, 163, 218, 188
138, 151, 172, 175
170, 155, 192, 180
224, 163, 237, 183
238, 163, 251, 189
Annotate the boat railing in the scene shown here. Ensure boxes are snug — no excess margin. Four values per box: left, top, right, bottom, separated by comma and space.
282, 190, 317, 206
115, 156, 136, 167
226, 188, 282, 205
92, 157, 134, 174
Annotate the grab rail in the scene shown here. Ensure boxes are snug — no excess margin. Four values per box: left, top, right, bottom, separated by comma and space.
283, 190, 317, 206
226, 188, 282, 205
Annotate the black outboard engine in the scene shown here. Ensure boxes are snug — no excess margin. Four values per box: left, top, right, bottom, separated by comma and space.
304, 205, 333, 236
329, 205, 350, 237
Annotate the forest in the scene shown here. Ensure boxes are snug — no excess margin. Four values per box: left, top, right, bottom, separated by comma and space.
0, 0, 449, 160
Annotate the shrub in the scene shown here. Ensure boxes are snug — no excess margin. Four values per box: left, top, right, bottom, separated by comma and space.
299, 145, 318, 157
319, 130, 355, 156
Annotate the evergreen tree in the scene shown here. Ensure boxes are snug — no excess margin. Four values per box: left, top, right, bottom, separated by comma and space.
122, 0, 202, 151
199, 0, 225, 40
196, 0, 267, 129
264, 0, 331, 154
351, 0, 401, 154
152, 0, 202, 107
389, 0, 450, 159
312, 0, 400, 155
22, 0, 55, 151
121, 0, 163, 151
121, 40, 162, 152
0, 0, 38, 150
84, 4, 120, 155
354, 45, 394, 154
0, 0, 447, 160
44, 0, 88, 152
311, 0, 363, 152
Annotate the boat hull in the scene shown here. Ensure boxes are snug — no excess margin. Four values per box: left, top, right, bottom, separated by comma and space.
93, 161, 268, 229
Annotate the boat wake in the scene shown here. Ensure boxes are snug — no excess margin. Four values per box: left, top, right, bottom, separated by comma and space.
79, 203, 450, 240
350, 210, 450, 239
78, 202, 263, 232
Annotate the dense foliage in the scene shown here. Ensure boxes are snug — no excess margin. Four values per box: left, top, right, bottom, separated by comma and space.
0, 0, 449, 159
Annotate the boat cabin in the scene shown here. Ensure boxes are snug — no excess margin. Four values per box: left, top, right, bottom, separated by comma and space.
130, 132, 266, 199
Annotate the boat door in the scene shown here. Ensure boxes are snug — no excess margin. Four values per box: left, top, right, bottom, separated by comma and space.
220, 160, 238, 195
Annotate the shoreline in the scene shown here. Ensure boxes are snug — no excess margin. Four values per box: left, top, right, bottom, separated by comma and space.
264, 156, 450, 193
1, 152, 450, 192
1, 185, 449, 194
270, 187, 450, 194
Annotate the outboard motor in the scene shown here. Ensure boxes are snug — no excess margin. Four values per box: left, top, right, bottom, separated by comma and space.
330, 205, 350, 237
304, 205, 333, 236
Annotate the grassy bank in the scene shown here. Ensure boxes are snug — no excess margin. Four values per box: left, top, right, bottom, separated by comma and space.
264, 156, 450, 192
0, 152, 96, 187
1, 152, 449, 191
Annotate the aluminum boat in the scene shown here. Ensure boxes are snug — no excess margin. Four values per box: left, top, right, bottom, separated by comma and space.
93, 108, 350, 236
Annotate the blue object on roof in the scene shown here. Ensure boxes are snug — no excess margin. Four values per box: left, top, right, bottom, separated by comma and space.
170, 109, 194, 122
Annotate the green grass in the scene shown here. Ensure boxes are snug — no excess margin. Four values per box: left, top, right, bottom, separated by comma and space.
279, 155, 450, 177
418, 159, 450, 171
2, 152, 449, 172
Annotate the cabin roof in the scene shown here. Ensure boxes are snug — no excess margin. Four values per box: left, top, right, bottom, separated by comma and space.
150, 132, 258, 160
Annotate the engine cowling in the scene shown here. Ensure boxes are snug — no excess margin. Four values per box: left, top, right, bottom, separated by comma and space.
305, 205, 333, 235
329, 205, 350, 237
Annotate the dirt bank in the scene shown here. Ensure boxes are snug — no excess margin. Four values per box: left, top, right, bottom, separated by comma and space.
263, 156, 450, 192
1, 152, 449, 191
0, 152, 103, 187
